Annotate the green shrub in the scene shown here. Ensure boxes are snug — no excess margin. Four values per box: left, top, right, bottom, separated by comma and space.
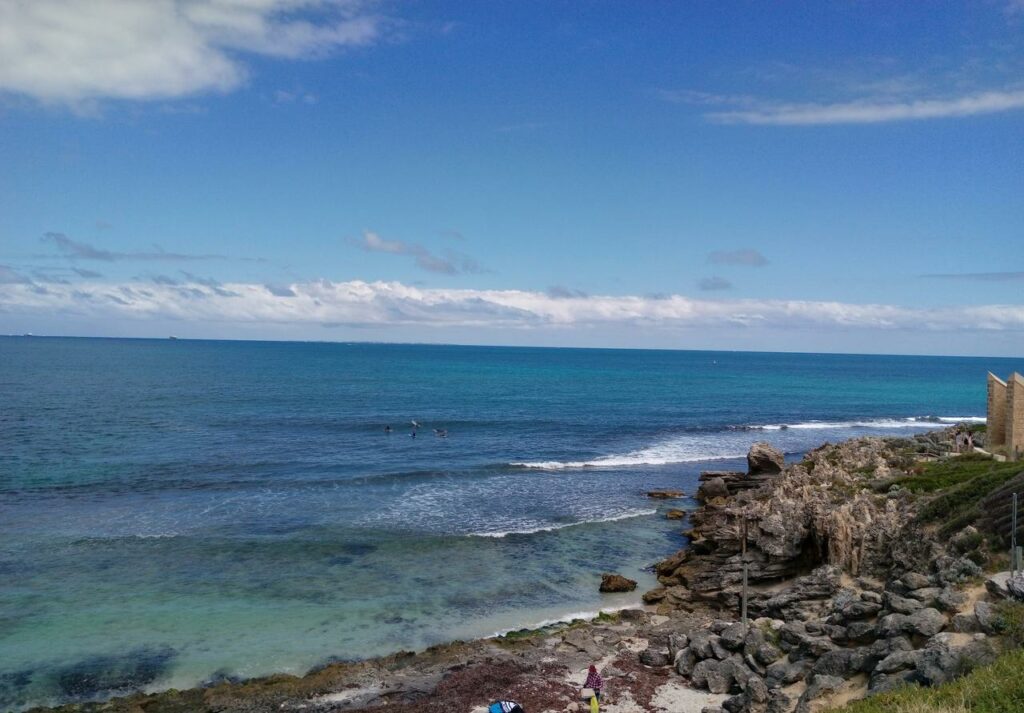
993, 600, 1024, 648
907, 457, 1024, 535
831, 648, 1024, 712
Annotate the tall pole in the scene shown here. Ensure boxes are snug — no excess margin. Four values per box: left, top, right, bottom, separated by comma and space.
1013, 492, 1019, 575
741, 516, 748, 629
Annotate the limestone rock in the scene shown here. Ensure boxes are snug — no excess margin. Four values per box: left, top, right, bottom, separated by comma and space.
698, 477, 730, 501
639, 647, 670, 667
720, 623, 747, 651
877, 607, 946, 638
950, 612, 980, 633
874, 649, 921, 674
936, 587, 967, 613
599, 573, 637, 593
901, 572, 932, 590
974, 601, 998, 634
765, 659, 806, 689
668, 633, 689, 662
676, 647, 698, 676
642, 587, 667, 604
811, 648, 859, 678
666, 509, 686, 519
907, 587, 943, 607
986, 571, 1024, 601
647, 490, 685, 499
562, 630, 602, 659
689, 630, 717, 660
747, 442, 785, 475
844, 620, 878, 645
692, 658, 733, 694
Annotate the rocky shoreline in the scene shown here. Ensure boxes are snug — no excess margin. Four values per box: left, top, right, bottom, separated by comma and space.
30, 427, 1024, 713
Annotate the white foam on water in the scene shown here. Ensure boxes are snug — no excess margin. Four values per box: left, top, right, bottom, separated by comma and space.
468, 508, 658, 538
512, 415, 981, 470
487, 603, 643, 638
756, 416, 985, 430
513, 437, 745, 469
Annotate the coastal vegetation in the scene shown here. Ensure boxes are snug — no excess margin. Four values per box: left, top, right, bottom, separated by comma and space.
833, 647, 1024, 713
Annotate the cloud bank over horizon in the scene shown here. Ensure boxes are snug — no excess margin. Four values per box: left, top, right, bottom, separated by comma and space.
3, 278, 1022, 341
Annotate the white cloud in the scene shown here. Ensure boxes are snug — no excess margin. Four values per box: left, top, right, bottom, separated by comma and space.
708, 89, 1024, 126
0, 0, 385, 104
2, 278, 1022, 334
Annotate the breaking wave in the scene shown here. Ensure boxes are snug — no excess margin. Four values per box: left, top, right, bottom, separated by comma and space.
512, 416, 983, 470
467, 508, 658, 538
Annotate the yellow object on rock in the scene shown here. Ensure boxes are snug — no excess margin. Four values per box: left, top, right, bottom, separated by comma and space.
590, 695, 599, 713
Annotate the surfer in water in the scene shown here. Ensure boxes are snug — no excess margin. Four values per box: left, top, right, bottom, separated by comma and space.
384, 425, 392, 433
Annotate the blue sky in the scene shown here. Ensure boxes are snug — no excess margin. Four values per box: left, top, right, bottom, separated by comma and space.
1, 0, 1022, 355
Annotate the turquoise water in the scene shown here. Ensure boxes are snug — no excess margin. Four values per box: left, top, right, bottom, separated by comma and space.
0, 338, 1015, 709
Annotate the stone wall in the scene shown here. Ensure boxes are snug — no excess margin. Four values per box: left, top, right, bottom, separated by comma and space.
1009, 372, 1024, 461
987, 372, 1007, 448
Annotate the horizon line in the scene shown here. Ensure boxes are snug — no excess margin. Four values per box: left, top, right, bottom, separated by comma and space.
1, 332, 1021, 362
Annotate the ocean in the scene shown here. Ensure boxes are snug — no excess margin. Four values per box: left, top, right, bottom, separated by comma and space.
0, 337, 1009, 710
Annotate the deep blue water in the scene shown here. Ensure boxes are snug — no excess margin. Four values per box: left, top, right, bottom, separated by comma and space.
0, 337, 1015, 709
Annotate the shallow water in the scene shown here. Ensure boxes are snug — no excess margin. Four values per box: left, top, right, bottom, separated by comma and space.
0, 338, 1007, 709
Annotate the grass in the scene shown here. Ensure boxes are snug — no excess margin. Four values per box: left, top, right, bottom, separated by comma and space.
892, 455, 1024, 536
830, 648, 1024, 713
993, 601, 1024, 648
891, 454, 1017, 494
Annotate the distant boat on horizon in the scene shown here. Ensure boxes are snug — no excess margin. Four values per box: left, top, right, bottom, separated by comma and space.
169, 336, 179, 340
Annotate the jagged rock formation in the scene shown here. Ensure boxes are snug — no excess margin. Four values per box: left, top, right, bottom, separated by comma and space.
652, 438, 934, 609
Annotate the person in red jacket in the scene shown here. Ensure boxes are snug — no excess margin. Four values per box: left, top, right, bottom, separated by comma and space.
584, 665, 603, 700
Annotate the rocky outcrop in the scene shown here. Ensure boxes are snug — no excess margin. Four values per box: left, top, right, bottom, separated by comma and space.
648, 490, 686, 499
599, 573, 637, 593
648, 430, 1017, 712
655, 438, 933, 609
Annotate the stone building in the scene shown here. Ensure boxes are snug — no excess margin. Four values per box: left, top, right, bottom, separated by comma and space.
987, 372, 1024, 461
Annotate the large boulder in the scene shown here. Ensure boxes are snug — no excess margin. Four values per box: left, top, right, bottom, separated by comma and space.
873, 649, 921, 674
986, 571, 1024, 601
639, 647, 671, 667
765, 659, 806, 689
668, 633, 690, 663
877, 607, 946, 638
811, 648, 860, 678
689, 630, 718, 660
974, 601, 998, 634
883, 592, 924, 615
599, 573, 637, 593
900, 572, 932, 590
676, 647, 698, 676
692, 658, 733, 694
720, 623, 748, 651
747, 442, 785, 475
